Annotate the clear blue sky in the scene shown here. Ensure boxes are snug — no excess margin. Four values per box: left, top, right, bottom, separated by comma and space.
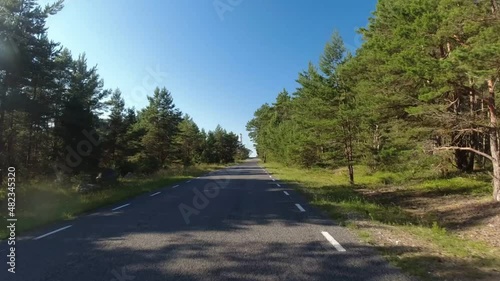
39, 0, 377, 155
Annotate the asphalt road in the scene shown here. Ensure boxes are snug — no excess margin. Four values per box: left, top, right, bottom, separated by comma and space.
1, 159, 412, 281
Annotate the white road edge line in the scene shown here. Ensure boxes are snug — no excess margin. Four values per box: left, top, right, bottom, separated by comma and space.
112, 203, 130, 211
283, 191, 289, 196
34, 225, 72, 240
295, 203, 306, 212
321, 231, 347, 252
150, 192, 161, 197
173, 185, 179, 188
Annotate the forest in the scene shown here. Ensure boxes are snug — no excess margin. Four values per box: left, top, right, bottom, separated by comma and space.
248, 0, 500, 202
0, 0, 250, 185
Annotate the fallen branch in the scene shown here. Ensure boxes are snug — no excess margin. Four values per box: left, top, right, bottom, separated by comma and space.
434, 146, 493, 161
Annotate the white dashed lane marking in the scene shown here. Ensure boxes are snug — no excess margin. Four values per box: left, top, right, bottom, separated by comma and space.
150, 192, 161, 197
321, 231, 347, 252
283, 191, 289, 196
295, 204, 306, 212
34, 225, 73, 240
112, 203, 130, 211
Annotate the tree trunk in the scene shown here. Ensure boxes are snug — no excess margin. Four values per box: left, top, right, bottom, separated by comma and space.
452, 132, 476, 172
493, 160, 500, 202
347, 136, 354, 185
0, 109, 4, 184
26, 82, 38, 170
343, 122, 355, 185
7, 110, 15, 164
491, 0, 498, 15
487, 78, 500, 202
347, 162, 354, 185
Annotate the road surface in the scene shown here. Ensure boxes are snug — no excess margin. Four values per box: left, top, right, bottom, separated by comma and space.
1, 159, 412, 281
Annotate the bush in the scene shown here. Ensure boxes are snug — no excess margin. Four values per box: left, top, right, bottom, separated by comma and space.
129, 153, 161, 174
70, 173, 93, 187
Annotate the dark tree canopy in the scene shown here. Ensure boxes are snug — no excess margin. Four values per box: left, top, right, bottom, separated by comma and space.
0, 0, 249, 181
248, 0, 500, 201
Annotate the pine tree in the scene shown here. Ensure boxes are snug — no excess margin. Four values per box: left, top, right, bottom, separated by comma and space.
134, 87, 182, 171
175, 114, 203, 166
102, 88, 126, 169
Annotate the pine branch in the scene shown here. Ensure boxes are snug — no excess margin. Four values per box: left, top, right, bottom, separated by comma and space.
434, 146, 493, 161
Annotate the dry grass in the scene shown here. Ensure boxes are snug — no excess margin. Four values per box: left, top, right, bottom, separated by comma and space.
263, 162, 500, 281
0, 164, 225, 239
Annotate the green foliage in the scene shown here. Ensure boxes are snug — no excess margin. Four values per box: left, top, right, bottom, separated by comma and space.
134, 87, 182, 168
248, 33, 365, 183
248, 0, 500, 199
175, 114, 203, 166
200, 125, 241, 164
0, 0, 251, 182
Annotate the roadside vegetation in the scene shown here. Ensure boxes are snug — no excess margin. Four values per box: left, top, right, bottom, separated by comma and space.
0, 0, 251, 239
0, 163, 226, 239
0, 0, 251, 184
249, 1, 500, 279
247, 0, 500, 201
264, 162, 500, 281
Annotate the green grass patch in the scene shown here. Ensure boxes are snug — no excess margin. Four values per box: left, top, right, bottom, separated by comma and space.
411, 177, 490, 195
263, 161, 499, 280
265, 162, 419, 226
0, 164, 225, 239
405, 223, 497, 259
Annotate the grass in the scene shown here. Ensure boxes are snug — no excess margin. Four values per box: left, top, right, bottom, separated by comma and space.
0, 163, 225, 240
413, 177, 491, 195
263, 162, 500, 281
